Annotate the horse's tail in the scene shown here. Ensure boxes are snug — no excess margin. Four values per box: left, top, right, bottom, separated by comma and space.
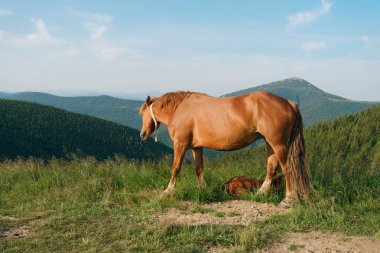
286, 101, 310, 200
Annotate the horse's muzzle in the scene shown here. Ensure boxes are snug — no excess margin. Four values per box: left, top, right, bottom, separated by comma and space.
140, 131, 148, 141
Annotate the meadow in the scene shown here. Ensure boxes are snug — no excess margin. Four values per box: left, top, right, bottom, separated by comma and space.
1, 106, 379, 252
0, 155, 379, 252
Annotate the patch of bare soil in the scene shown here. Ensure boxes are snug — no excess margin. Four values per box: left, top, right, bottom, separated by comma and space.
1, 213, 46, 239
0, 215, 18, 221
1, 226, 31, 238
204, 245, 229, 253
0, 216, 29, 239
259, 231, 380, 253
155, 200, 290, 226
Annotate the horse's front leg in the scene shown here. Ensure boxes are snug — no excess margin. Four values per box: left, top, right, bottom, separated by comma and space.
164, 142, 188, 194
192, 148, 204, 187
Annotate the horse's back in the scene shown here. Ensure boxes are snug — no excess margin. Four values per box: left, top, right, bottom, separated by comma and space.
178, 94, 261, 149
170, 91, 296, 150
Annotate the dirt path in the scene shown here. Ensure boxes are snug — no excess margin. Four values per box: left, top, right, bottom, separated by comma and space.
155, 200, 380, 253
155, 200, 290, 226
259, 231, 380, 253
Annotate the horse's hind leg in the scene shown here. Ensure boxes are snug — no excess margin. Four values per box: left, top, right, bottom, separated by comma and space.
258, 142, 279, 194
164, 142, 188, 194
271, 144, 297, 206
192, 148, 204, 187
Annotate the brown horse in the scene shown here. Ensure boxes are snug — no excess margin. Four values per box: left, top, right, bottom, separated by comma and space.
222, 173, 284, 197
139, 91, 310, 206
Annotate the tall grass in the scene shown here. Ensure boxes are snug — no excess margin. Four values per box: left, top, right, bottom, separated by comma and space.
1, 151, 379, 252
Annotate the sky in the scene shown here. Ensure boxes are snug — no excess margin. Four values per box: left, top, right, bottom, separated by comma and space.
0, 0, 379, 100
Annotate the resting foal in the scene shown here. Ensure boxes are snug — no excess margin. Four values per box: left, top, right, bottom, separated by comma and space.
223, 173, 284, 196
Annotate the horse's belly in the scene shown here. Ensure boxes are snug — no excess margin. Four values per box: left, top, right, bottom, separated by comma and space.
193, 131, 261, 151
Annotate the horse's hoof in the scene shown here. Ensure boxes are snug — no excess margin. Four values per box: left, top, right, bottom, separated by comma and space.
256, 189, 269, 195
256, 191, 267, 195
163, 189, 173, 195
278, 200, 294, 209
257, 181, 271, 195
158, 191, 170, 200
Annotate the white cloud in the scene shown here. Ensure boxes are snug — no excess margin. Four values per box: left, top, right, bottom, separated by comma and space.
0, 8, 13, 16
85, 23, 107, 40
26, 18, 49, 43
71, 10, 114, 40
69, 9, 136, 60
287, 0, 333, 29
72, 10, 113, 23
25, 18, 61, 45
0, 18, 63, 47
302, 41, 327, 53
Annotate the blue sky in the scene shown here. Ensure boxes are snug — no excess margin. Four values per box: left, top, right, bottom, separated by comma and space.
0, 0, 379, 100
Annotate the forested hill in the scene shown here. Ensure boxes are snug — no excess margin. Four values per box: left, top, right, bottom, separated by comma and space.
6, 91, 175, 148
305, 104, 380, 177
224, 77, 377, 127
7, 92, 142, 130
0, 99, 172, 160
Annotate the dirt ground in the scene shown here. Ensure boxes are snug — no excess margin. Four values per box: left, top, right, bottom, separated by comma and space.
155, 200, 380, 253
155, 200, 290, 226
259, 231, 380, 253
0, 215, 30, 239
0, 213, 45, 239
3, 202, 379, 252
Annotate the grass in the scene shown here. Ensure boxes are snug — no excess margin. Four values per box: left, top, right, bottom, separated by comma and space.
0, 153, 379, 252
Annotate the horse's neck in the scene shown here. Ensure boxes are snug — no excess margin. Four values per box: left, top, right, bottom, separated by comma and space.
154, 107, 172, 126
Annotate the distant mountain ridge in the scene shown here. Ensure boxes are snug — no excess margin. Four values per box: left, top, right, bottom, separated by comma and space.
224, 77, 378, 126
8, 91, 143, 129
0, 92, 13, 98
4, 77, 378, 152
0, 99, 171, 160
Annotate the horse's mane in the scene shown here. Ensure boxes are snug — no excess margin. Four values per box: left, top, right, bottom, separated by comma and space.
140, 91, 203, 114
153, 91, 195, 110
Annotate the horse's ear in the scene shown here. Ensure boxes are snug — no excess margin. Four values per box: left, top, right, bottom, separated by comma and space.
145, 96, 152, 105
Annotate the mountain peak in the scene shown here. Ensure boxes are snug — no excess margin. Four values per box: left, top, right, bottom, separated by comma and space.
266, 77, 323, 91
283, 77, 306, 82
223, 77, 377, 127
272, 77, 310, 85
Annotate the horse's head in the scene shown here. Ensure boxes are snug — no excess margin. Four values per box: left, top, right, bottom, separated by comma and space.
139, 96, 159, 141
